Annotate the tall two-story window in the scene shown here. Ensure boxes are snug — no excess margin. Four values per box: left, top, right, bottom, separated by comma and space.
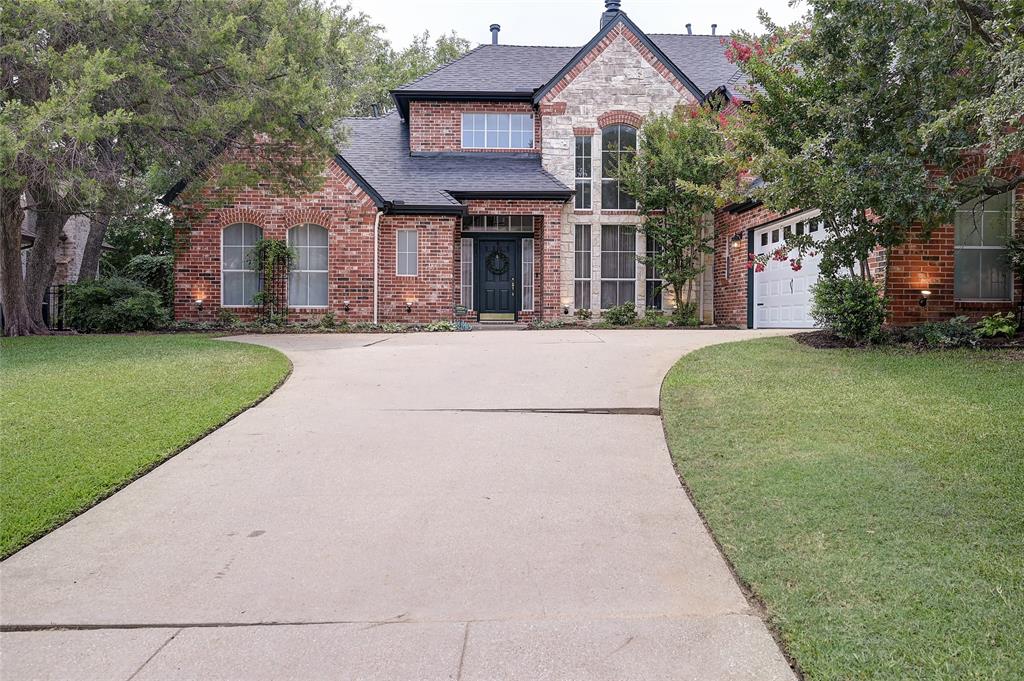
955, 191, 1014, 300
461, 113, 534, 149
601, 124, 637, 210
574, 136, 592, 210
574, 224, 591, 309
601, 224, 636, 309
221, 223, 262, 306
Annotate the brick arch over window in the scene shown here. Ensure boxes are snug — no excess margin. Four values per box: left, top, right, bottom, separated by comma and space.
284, 209, 334, 230
597, 110, 643, 130
950, 157, 1022, 186
215, 208, 264, 231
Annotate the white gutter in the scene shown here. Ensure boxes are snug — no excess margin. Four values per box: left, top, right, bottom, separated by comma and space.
373, 210, 383, 324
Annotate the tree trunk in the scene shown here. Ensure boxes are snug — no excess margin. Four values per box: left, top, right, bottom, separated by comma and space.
78, 209, 111, 281
23, 189, 66, 329
0, 189, 43, 336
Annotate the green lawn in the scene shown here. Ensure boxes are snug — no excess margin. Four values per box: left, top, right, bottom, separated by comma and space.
0, 334, 290, 558
661, 337, 1024, 681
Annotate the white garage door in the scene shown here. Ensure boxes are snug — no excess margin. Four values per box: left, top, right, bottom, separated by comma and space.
753, 211, 826, 329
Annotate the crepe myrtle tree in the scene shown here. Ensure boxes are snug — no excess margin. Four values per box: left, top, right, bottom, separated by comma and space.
725, 0, 1022, 281
617, 105, 730, 314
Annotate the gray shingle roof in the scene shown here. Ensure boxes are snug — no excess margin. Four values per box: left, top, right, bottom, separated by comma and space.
648, 34, 750, 100
337, 113, 571, 209
394, 45, 579, 94
393, 33, 742, 100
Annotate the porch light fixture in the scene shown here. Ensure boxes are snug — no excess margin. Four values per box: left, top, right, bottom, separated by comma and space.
919, 290, 931, 307
730, 232, 745, 248
406, 301, 413, 314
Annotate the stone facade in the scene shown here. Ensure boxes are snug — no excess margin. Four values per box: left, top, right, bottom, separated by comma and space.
539, 26, 712, 320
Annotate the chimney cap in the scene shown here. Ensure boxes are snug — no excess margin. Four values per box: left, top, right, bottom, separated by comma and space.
489, 23, 500, 30
711, 23, 717, 35
489, 23, 500, 45
604, 0, 621, 9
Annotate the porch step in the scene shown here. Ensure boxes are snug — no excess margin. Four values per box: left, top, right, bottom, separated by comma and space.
472, 322, 527, 330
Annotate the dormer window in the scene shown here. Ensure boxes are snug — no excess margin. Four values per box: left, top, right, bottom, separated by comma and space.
461, 113, 534, 149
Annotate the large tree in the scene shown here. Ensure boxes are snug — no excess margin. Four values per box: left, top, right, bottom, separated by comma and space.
1, 0, 358, 335
725, 0, 1022, 279
618, 105, 729, 313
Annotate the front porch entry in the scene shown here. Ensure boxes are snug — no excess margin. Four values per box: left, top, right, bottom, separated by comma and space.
462, 214, 537, 322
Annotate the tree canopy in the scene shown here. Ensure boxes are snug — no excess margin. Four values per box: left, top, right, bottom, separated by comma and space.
725, 0, 1023, 279
0, 0, 470, 335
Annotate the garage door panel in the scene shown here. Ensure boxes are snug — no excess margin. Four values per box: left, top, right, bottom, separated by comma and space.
752, 213, 826, 329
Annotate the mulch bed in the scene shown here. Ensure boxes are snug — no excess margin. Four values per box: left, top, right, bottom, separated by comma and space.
795, 329, 1024, 352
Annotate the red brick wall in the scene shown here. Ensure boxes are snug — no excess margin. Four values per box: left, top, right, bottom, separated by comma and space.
378, 214, 458, 323
885, 185, 1022, 325
408, 101, 542, 153
172, 162, 380, 324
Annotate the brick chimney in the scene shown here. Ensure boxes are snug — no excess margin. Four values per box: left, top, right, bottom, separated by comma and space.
600, 0, 622, 28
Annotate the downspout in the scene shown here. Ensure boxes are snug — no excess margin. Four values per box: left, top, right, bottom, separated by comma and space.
373, 210, 383, 324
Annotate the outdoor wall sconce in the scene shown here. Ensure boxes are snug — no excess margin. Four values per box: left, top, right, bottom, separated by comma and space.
194, 297, 204, 311
406, 302, 413, 314
919, 290, 931, 307
343, 300, 350, 312
727, 232, 745, 279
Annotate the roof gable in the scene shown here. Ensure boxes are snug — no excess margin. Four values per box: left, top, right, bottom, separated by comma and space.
533, 12, 704, 104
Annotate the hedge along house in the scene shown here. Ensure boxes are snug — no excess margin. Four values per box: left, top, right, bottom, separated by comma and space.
167, 0, 1020, 327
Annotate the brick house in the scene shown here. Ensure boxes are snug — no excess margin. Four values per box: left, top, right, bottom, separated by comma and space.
166, 0, 1020, 328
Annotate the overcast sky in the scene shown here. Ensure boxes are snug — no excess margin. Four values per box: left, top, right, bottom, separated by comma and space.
343, 0, 806, 48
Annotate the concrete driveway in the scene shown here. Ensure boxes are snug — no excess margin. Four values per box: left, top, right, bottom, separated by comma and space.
1, 329, 795, 680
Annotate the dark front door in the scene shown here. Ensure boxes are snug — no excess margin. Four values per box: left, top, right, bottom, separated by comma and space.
477, 238, 518, 316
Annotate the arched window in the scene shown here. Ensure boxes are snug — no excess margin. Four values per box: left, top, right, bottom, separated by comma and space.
222, 223, 262, 306
288, 224, 329, 307
601, 124, 637, 210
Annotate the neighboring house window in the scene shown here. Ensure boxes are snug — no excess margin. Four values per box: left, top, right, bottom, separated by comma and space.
600, 224, 636, 309
574, 224, 591, 309
221, 222, 262, 306
461, 237, 474, 307
396, 229, 418, 276
522, 238, 535, 311
955, 191, 1013, 300
601, 124, 637, 210
287, 224, 328, 307
575, 136, 592, 210
461, 113, 534, 149
645, 237, 663, 309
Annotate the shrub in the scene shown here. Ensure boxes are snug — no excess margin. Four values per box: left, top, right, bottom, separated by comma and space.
603, 301, 637, 326
426, 319, 458, 332
122, 254, 173, 306
529, 319, 568, 329
638, 311, 672, 327
975, 312, 1018, 338
318, 311, 336, 329
671, 303, 700, 327
900, 316, 978, 349
810, 276, 887, 343
218, 309, 241, 327
65, 277, 168, 333
574, 307, 593, 321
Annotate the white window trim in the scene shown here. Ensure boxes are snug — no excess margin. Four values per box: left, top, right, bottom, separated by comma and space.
220, 223, 262, 308
460, 113, 534, 150
521, 237, 535, 312
460, 237, 474, 308
575, 135, 592, 210
954, 192, 1016, 302
286, 224, 329, 309
396, 229, 418, 277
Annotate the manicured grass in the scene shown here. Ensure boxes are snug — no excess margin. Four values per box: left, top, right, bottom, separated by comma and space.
0, 334, 289, 558
661, 337, 1024, 681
